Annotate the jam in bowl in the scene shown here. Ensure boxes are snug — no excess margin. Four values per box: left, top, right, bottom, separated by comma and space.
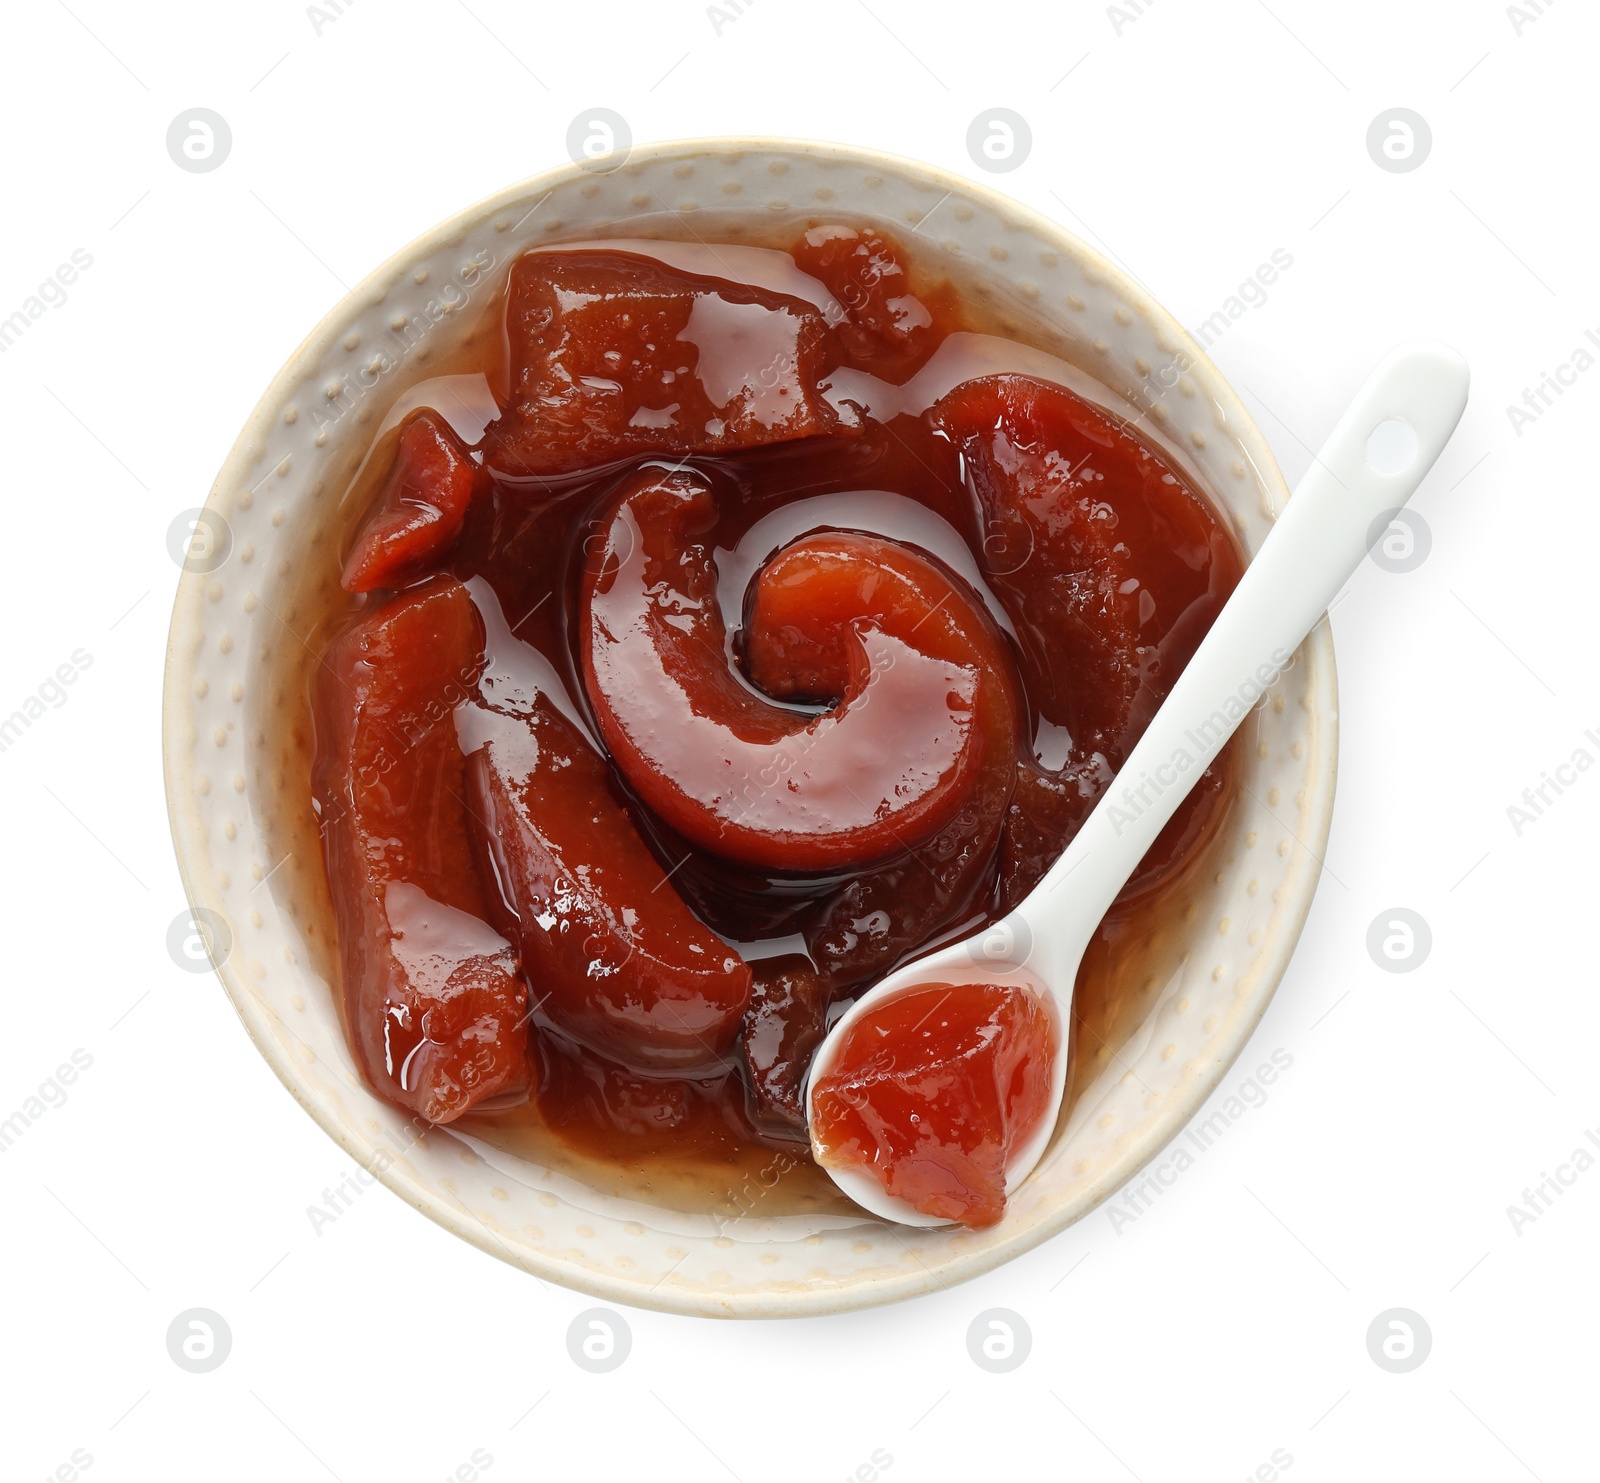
306, 224, 1246, 1229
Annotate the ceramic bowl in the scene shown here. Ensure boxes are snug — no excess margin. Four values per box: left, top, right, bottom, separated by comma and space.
163, 138, 1336, 1318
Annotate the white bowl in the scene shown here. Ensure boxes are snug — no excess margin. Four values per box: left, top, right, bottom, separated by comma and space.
163, 138, 1336, 1318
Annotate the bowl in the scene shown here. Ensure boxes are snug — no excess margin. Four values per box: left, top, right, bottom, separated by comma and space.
163, 137, 1336, 1318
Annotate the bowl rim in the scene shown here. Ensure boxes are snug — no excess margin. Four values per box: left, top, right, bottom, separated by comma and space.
163, 134, 1338, 1317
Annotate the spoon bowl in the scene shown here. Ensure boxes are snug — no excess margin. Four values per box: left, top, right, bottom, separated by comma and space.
807, 339, 1472, 1226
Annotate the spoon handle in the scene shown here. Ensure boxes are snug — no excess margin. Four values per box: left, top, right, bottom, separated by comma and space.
1028, 339, 1471, 947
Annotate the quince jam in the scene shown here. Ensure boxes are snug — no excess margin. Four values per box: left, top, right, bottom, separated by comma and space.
308, 227, 1245, 1222
810, 983, 1060, 1228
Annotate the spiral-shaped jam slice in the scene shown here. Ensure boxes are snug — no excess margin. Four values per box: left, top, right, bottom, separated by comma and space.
580, 466, 1017, 876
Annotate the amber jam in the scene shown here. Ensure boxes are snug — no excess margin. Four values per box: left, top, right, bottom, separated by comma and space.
307, 225, 1245, 1224
810, 982, 1060, 1227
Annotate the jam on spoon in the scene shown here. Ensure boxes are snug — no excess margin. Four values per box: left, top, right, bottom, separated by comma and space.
809, 982, 1059, 1227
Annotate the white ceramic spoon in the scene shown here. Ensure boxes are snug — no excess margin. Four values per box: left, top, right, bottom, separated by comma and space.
805, 340, 1471, 1226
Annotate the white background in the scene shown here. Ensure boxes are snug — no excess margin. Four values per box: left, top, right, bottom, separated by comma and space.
2, 1, 1595, 1479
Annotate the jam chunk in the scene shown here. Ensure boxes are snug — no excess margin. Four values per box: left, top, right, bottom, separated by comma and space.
341, 410, 480, 593
935, 374, 1151, 751
934, 374, 1243, 910
793, 224, 939, 380
738, 955, 833, 1140
809, 982, 1058, 1227
312, 577, 527, 1123
580, 467, 999, 873
466, 696, 752, 1071
481, 249, 841, 478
